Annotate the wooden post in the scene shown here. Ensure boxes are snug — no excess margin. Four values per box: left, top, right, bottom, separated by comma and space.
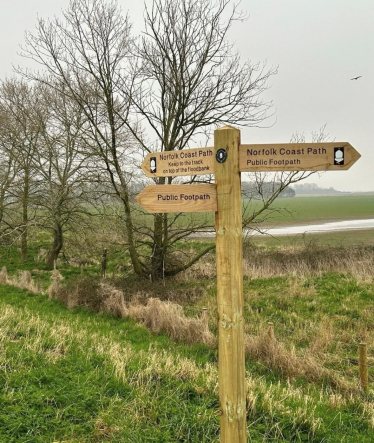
359, 343, 368, 392
201, 307, 209, 333
37, 273, 41, 293
101, 249, 107, 279
267, 322, 275, 343
214, 126, 246, 442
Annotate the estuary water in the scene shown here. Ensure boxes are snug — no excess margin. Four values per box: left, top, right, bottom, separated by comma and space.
255, 219, 374, 237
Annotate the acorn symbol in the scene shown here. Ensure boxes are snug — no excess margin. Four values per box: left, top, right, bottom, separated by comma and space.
334, 148, 344, 165
150, 157, 157, 173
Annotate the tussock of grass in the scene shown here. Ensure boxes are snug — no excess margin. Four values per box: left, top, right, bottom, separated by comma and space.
16, 270, 38, 292
99, 282, 128, 317
48, 269, 63, 299
129, 297, 216, 347
52, 278, 215, 347
245, 327, 352, 393
1, 267, 40, 293
57, 278, 127, 318
0, 265, 8, 284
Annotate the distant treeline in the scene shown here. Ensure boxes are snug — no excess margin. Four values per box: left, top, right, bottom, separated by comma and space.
290, 183, 346, 195
241, 182, 295, 199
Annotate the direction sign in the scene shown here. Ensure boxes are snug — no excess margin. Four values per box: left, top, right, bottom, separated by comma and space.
141, 142, 360, 177
136, 126, 362, 443
239, 142, 360, 172
136, 184, 217, 213
141, 147, 215, 178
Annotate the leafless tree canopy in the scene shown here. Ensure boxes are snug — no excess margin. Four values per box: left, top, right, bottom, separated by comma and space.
128, 0, 276, 154
0, 0, 323, 278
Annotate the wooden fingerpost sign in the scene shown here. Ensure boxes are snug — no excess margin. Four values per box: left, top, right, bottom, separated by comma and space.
137, 126, 361, 443
214, 126, 246, 442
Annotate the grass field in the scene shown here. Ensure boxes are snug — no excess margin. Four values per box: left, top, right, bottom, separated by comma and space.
1, 273, 374, 443
159, 194, 374, 237
1, 194, 374, 441
244, 194, 374, 226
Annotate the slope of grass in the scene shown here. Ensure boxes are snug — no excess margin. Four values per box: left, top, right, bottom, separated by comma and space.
2, 281, 374, 442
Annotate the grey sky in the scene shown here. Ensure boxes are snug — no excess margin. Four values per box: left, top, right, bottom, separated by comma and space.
1, 0, 373, 191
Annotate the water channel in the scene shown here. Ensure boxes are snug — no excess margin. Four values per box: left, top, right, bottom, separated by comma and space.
253, 218, 374, 237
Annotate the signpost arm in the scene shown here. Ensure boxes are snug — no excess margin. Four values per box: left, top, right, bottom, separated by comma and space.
214, 126, 246, 442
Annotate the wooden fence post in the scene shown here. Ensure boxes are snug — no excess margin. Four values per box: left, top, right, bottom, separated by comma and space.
201, 307, 209, 333
101, 249, 107, 279
359, 343, 368, 392
267, 322, 275, 343
214, 126, 246, 442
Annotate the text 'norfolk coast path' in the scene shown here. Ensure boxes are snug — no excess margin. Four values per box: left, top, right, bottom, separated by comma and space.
141, 147, 215, 177
239, 142, 360, 171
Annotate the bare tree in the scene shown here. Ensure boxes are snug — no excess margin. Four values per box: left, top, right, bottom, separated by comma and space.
20, 0, 146, 275
0, 105, 18, 237
0, 79, 43, 260
31, 83, 94, 267
124, 0, 277, 278
19, 0, 320, 280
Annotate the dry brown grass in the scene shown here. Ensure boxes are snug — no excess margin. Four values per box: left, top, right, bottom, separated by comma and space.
172, 242, 374, 281
51, 279, 215, 347
243, 243, 374, 280
128, 297, 215, 347
0, 266, 8, 284
0, 266, 41, 293
99, 283, 128, 317
54, 278, 126, 316
173, 248, 216, 282
309, 318, 335, 354
14, 270, 38, 293
48, 269, 63, 299
245, 327, 353, 392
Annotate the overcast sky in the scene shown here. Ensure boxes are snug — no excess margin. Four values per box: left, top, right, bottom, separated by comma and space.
1, 0, 373, 192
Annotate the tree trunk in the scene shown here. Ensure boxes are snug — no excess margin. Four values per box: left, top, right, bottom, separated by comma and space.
21, 170, 29, 262
101, 249, 107, 278
151, 212, 165, 280
46, 225, 63, 268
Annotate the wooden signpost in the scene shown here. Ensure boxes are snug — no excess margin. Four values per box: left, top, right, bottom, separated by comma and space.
136, 184, 217, 213
141, 142, 360, 177
141, 147, 215, 177
137, 127, 361, 443
239, 142, 360, 172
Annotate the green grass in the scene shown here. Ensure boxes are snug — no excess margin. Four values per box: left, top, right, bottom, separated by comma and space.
0, 286, 220, 443
2, 276, 374, 442
244, 195, 374, 225
1, 193, 374, 441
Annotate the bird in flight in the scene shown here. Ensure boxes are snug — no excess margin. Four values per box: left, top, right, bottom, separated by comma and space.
350, 76, 362, 80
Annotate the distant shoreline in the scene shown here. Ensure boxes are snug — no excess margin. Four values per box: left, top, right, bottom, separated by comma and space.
293, 191, 374, 198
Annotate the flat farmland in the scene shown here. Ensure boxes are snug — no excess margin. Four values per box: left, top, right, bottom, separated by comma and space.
244, 194, 374, 226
